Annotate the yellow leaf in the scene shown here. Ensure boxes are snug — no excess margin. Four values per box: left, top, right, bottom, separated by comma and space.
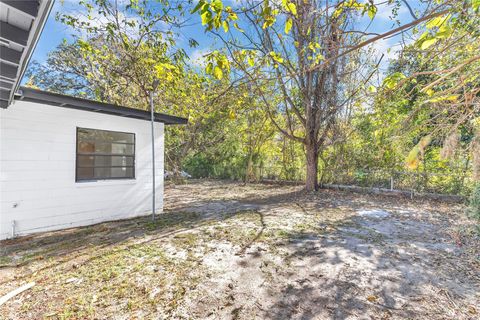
233, 22, 244, 32
287, 3, 297, 15
201, 10, 212, 26
269, 51, 284, 63
420, 38, 437, 50
213, 66, 223, 80
427, 95, 458, 103
426, 14, 450, 29
418, 135, 431, 149
222, 20, 229, 32
285, 18, 293, 34
406, 147, 420, 170
367, 5, 377, 20
206, 62, 213, 74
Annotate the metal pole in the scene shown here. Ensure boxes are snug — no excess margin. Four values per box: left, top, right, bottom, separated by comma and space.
150, 80, 159, 222
11, 220, 15, 239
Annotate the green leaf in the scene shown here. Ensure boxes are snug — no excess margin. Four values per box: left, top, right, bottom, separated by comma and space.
383, 72, 406, 89
285, 18, 293, 34
368, 85, 377, 93
191, 0, 205, 14
420, 38, 437, 50
473, 0, 480, 10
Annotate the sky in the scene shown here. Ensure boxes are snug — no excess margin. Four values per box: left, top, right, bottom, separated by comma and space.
27, 0, 420, 83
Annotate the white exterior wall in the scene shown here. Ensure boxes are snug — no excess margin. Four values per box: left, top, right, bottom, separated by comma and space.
0, 100, 164, 240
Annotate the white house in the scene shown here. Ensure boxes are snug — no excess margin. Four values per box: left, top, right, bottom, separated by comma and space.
0, 1, 187, 240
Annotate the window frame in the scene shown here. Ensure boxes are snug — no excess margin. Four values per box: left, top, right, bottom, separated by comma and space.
75, 127, 136, 182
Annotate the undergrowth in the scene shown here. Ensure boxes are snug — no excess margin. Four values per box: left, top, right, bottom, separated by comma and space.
468, 183, 480, 233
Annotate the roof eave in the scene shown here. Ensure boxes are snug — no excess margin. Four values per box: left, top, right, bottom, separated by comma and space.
0, 0, 54, 108
15, 86, 188, 125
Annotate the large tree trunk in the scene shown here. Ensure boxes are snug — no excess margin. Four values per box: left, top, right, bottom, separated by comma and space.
305, 142, 319, 191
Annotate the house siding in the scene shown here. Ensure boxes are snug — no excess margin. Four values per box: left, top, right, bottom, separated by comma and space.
0, 100, 164, 240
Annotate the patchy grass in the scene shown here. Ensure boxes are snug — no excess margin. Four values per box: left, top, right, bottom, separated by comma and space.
1, 180, 479, 319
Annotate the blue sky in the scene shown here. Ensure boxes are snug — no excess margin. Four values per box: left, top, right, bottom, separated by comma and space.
32, 0, 218, 64
29, 0, 418, 79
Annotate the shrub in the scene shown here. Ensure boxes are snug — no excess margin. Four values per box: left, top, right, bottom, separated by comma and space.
468, 183, 480, 232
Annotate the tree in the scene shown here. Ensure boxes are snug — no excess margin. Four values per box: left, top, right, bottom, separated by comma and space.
192, 0, 453, 191
26, 0, 226, 178
381, 0, 480, 181
50, 0, 190, 106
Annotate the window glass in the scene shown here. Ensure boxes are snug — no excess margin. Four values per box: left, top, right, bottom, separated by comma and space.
76, 128, 135, 181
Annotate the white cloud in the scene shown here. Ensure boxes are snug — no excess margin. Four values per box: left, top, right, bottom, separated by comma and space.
227, 0, 257, 9
189, 49, 210, 67
374, 3, 409, 21
53, 0, 143, 38
370, 38, 398, 61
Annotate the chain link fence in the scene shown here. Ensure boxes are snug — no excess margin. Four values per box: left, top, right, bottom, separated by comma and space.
254, 165, 473, 197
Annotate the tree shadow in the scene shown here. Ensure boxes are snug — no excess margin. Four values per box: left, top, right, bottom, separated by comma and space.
0, 180, 457, 269
0, 182, 300, 284
261, 213, 477, 319
236, 211, 266, 256
1, 180, 476, 320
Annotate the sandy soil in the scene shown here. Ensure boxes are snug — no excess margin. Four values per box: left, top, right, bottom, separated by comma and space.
0, 180, 479, 319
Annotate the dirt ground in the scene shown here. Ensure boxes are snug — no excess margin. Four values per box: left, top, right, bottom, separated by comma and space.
1, 180, 479, 319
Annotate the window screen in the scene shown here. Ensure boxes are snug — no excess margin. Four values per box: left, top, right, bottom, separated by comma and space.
76, 127, 135, 181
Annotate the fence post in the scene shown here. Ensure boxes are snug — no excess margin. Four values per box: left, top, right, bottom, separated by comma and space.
390, 175, 394, 191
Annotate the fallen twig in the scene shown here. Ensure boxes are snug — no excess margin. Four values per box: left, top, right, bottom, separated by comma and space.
0, 282, 35, 306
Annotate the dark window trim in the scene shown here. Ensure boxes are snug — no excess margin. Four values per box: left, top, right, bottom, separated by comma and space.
75, 127, 136, 182
77, 166, 136, 169
78, 153, 135, 157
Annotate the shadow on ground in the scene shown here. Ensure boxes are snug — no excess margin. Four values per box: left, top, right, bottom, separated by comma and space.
0, 180, 478, 320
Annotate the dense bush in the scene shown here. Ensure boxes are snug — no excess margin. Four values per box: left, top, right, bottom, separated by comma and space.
468, 183, 480, 222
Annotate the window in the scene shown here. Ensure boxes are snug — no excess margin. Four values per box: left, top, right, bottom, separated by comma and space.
76, 127, 135, 181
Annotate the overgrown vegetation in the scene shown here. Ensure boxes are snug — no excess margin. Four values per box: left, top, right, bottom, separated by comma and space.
26, 0, 479, 196
468, 184, 480, 230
